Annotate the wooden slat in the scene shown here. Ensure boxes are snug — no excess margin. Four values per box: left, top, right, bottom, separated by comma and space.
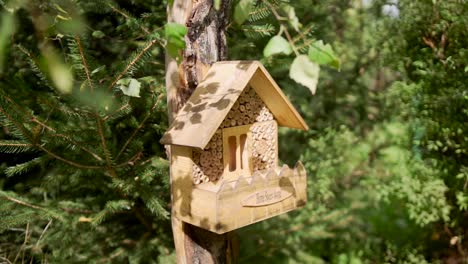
161, 61, 257, 149
249, 65, 309, 131
160, 61, 308, 149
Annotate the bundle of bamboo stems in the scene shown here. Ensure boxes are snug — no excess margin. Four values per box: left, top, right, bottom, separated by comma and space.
192, 87, 276, 184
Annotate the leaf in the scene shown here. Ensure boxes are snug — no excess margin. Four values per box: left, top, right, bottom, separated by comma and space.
118, 78, 141, 98
0, 12, 15, 72
290, 55, 320, 95
214, 0, 221, 10
234, 0, 254, 25
281, 4, 301, 31
308, 40, 341, 70
42, 48, 73, 94
164, 23, 187, 62
263, 36, 292, 57
92, 30, 105, 39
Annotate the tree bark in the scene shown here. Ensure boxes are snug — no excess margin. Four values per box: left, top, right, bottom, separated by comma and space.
166, 1, 238, 263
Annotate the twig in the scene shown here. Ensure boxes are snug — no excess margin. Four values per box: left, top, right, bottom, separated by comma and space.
108, 3, 150, 34
0, 107, 32, 141
102, 103, 131, 121
0, 142, 33, 148
116, 94, 163, 160
2, 196, 44, 211
116, 151, 142, 168
36, 144, 102, 169
95, 114, 119, 178
107, 39, 159, 91
13, 222, 29, 264
95, 115, 112, 166
264, 1, 299, 56
31, 117, 104, 162
36, 220, 52, 247
0, 257, 13, 264
74, 36, 95, 93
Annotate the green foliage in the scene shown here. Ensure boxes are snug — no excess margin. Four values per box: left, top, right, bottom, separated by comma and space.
263, 35, 292, 57
289, 55, 320, 94
308, 40, 341, 70
384, 0, 468, 259
234, 0, 254, 25
165, 23, 187, 62
1, 0, 467, 263
0, 0, 172, 262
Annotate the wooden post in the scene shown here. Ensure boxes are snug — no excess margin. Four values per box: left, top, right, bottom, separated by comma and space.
165, 1, 238, 263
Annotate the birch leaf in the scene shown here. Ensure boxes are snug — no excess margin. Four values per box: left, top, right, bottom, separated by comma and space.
290, 55, 320, 95
118, 78, 141, 98
263, 36, 292, 57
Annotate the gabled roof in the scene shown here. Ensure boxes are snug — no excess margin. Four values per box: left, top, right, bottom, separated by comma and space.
160, 61, 308, 149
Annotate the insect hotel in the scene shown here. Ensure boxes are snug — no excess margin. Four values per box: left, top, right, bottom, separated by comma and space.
161, 61, 308, 234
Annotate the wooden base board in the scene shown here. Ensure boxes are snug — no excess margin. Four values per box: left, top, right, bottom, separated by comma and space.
173, 162, 307, 234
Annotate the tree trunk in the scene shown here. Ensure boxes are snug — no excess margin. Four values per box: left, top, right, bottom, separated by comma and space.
165, 1, 238, 263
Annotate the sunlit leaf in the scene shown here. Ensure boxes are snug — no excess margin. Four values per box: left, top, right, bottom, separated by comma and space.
214, 0, 221, 10
308, 40, 340, 70
0, 12, 15, 72
42, 48, 73, 94
263, 36, 292, 57
281, 4, 301, 31
118, 78, 141, 98
234, 0, 254, 25
92, 30, 105, 39
290, 55, 320, 95
165, 23, 187, 62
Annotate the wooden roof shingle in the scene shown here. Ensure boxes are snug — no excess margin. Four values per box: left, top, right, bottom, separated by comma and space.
160, 61, 308, 149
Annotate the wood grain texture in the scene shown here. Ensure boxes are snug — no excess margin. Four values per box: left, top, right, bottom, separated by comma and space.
166, 1, 237, 263
160, 61, 309, 149
172, 163, 307, 234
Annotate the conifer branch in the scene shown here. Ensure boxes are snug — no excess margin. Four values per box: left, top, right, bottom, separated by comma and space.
107, 3, 150, 35
74, 36, 95, 92
2, 195, 44, 211
31, 117, 104, 162
95, 116, 112, 165
107, 39, 159, 91
0, 141, 33, 148
13, 222, 30, 263
95, 115, 119, 178
0, 257, 13, 264
0, 107, 32, 141
264, 1, 300, 56
36, 220, 52, 247
116, 94, 162, 160
102, 102, 131, 121
116, 151, 142, 167
36, 144, 102, 169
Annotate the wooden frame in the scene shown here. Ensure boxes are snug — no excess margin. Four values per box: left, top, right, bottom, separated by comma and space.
161, 61, 308, 234
222, 124, 252, 182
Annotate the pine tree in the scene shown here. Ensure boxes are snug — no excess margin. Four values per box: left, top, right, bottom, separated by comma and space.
0, 1, 174, 262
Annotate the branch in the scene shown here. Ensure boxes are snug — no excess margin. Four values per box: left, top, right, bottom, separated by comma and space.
107, 3, 151, 35
95, 115, 113, 166
74, 36, 95, 93
264, 1, 300, 56
31, 117, 104, 162
0, 141, 33, 148
116, 94, 163, 160
36, 144, 103, 169
0, 107, 32, 141
107, 39, 159, 92
2, 195, 45, 211
102, 102, 131, 121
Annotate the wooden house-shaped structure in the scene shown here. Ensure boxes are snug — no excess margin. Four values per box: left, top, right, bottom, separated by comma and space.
161, 61, 308, 234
